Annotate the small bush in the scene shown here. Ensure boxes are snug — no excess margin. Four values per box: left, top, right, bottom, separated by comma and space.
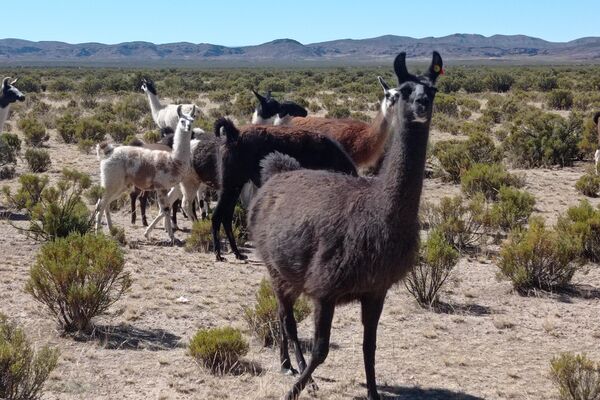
185, 219, 213, 253
557, 200, 600, 262
107, 121, 136, 143
243, 278, 311, 347
484, 71, 514, 92
488, 186, 536, 230
434, 93, 459, 117
233, 204, 248, 244
24, 148, 51, 173
25, 233, 130, 333
143, 130, 161, 143
422, 195, 488, 251
461, 163, 523, 200
547, 89, 574, 110
189, 327, 249, 372
75, 117, 106, 143
498, 218, 582, 294
55, 113, 79, 144
326, 106, 351, 119
18, 118, 48, 147
0, 313, 59, 400
0, 132, 21, 168
85, 184, 104, 205
405, 229, 459, 307
550, 353, 600, 400
576, 174, 600, 197
109, 226, 127, 246
3, 169, 92, 241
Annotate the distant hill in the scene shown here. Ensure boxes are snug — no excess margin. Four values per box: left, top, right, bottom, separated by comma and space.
1, 34, 599, 66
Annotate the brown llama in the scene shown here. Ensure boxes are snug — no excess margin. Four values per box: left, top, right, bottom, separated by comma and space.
285, 79, 399, 171
248, 51, 443, 400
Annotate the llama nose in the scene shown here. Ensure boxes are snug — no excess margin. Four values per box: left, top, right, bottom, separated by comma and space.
416, 96, 429, 107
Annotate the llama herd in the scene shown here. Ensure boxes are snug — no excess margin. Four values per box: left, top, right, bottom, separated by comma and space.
1, 52, 442, 400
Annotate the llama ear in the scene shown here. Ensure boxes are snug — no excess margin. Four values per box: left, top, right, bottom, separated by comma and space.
191, 105, 196, 117
2, 77, 9, 88
377, 76, 390, 92
177, 104, 183, 118
10, 78, 18, 85
394, 52, 410, 84
252, 89, 265, 103
427, 51, 444, 83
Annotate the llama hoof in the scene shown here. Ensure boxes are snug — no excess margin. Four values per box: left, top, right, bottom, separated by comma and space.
280, 367, 298, 376
215, 254, 226, 262
142, 220, 148, 227
367, 392, 381, 400
307, 379, 319, 394
235, 253, 248, 261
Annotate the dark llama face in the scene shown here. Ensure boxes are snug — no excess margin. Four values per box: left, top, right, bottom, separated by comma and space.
393, 52, 443, 123
140, 77, 158, 95
1, 78, 25, 107
252, 89, 280, 120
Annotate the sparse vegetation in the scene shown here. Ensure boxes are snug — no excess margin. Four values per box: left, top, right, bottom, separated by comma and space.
24, 148, 51, 173
557, 200, 600, 262
576, 173, 600, 197
550, 353, 600, 400
25, 233, 130, 333
18, 117, 48, 147
185, 219, 213, 253
189, 327, 249, 372
461, 163, 523, 200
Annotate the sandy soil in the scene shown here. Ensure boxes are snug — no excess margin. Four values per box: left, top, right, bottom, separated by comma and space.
1, 114, 599, 400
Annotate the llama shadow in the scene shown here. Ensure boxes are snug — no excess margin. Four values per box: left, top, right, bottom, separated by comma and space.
554, 284, 600, 303
0, 208, 28, 221
296, 338, 340, 353
79, 324, 183, 351
356, 384, 484, 400
432, 301, 492, 316
227, 360, 264, 376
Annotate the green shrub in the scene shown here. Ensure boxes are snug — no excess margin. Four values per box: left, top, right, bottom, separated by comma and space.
404, 229, 459, 307
576, 174, 600, 197
578, 116, 599, 157
326, 106, 351, 119
189, 327, 249, 372
18, 118, 48, 147
0, 313, 59, 400
76, 139, 95, 154
488, 186, 536, 230
233, 204, 248, 244
55, 113, 79, 144
109, 226, 127, 246
461, 163, 523, 200
0, 133, 21, 168
550, 353, 600, 400
25, 233, 130, 333
143, 130, 161, 144
422, 195, 488, 251
24, 148, 51, 173
107, 121, 136, 143
3, 169, 92, 241
432, 114, 462, 135
433, 132, 500, 182
75, 117, 106, 143
113, 94, 148, 121
547, 89, 574, 110
484, 71, 514, 92
243, 278, 311, 347
498, 218, 581, 294
557, 200, 600, 262
185, 219, 213, 253
505, 111, 581, 168
0, 166, 15, 180
434, 93, 459, 117
536, 74, 558, 92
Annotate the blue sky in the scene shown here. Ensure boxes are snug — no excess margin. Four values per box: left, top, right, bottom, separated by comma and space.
4, 0, 598, 45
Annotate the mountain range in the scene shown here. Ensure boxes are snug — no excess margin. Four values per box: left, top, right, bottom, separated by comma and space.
1, 34, 599, 66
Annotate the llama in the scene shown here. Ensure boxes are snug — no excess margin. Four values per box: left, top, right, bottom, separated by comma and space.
251, 90, 307, 125
248, 51, 442, 400
211, 119, 358, 261
285, 79, 398, 172
141, 78, 203, 137
594, 112, 600, 174
0, 78, 25, 133
95, 105, 195, 244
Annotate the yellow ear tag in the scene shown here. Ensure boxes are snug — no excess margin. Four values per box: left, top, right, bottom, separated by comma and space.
433, 65, 441, 73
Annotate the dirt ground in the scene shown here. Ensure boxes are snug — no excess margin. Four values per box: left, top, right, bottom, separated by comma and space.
1, 123, 600, 400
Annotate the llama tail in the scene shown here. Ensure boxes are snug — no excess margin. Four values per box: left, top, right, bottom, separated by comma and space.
260, 151, 301, 183
594, 111, 600, 126
128, 137, 145, 147
96, 141, 115, 160
214, 117, 240, 143
192, 127, 205, 138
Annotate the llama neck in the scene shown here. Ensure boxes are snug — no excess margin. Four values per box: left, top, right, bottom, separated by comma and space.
172, 126, 192, 165
145, 91, 164, 124
0, 105, 10, 133
378, 118, 430, 219
366, 110, 391, 151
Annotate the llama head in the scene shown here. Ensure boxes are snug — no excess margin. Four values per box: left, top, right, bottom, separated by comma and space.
252, 89, 280, 123
140, 78, 157, 95
2, 78, 25, 104
393, 51, 442, 124
378, 76, 399, 117
176, 105, 196, 132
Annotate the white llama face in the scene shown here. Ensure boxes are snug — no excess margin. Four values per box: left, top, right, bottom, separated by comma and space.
378, 76, 400, 117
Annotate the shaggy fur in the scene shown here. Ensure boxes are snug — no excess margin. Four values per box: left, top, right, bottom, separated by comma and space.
248, 52, 442, 400
212, 118, 358, 261
0, 77, 25, 133
95, 106, 195, 244
260, 151, 302, 183
287, 79, 397, 171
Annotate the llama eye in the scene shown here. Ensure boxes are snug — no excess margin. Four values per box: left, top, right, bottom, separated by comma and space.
400, 87, 412, 98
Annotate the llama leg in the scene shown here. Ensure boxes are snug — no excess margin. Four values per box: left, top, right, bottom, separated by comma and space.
157, 190, 174, 245
212, 187, 243, 261
171, 199, 181, 231
361, 295, 385, 400
130, 189, 139, 225
94, 198, 104, 233
275, 291, 298, 375
140, 191, 149, 227
285, 300, 335, 400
